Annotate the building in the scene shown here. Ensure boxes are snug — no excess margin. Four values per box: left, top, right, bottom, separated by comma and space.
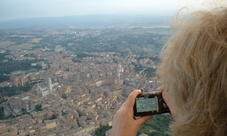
36, 77, 61, 97
115, 64, 124, 85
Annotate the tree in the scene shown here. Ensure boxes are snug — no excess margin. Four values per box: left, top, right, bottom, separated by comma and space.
49, 114, 57, 120
137, 115, 172, 136
62, 93, 67, 99
142, 68, 157, 78
0, 83, 34, 97
35, 104, 42, 111
95, 125, 112, 136
0, 107, 4, 120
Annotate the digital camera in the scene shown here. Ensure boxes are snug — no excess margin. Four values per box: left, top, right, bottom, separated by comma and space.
134, 90, 170, 116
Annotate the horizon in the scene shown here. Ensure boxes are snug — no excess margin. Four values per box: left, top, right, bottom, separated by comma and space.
0, 13, 173, 22
0, 14, 173, 29
0, 0, 213, 22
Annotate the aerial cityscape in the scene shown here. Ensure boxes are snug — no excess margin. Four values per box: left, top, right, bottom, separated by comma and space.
0, 23, 172, 136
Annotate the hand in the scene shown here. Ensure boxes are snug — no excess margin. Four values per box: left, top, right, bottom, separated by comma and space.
157, 86, 180, 120
111, 90, 152, 136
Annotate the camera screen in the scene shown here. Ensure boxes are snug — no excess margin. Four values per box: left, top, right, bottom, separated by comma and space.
136, 96, 159, 113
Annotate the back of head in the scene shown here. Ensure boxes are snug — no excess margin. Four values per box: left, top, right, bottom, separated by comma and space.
157, 6, 227, 136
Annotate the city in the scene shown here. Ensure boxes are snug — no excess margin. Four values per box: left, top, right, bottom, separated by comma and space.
0, 27, 171, 135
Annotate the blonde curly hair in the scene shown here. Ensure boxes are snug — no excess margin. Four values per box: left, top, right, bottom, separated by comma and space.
157, 7, 227, 136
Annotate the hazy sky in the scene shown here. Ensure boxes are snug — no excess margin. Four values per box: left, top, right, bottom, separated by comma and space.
0, 0, 224, 22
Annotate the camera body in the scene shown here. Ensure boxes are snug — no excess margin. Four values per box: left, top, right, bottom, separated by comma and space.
134, 90, 170, 116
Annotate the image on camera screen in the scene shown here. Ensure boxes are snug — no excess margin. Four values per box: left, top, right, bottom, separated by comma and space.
136, 96, 159, 113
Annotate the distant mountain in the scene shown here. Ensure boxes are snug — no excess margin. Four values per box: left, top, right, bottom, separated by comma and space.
0, 15, 171, 29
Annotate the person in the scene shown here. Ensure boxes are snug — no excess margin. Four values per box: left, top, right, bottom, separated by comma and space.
111, 6, 227, 136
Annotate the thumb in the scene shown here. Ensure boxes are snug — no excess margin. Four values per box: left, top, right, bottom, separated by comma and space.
136, 116, 153, 126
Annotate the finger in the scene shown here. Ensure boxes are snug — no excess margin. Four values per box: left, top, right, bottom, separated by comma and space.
157, 86, 164, 92
162, 91, 170, 106
136, 115, 153, 126
124, 90, 142, 107
162, 91, 169, 100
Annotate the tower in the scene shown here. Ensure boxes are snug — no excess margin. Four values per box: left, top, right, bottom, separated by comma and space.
48, 77, 52, 93
117, 64, 123, 85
